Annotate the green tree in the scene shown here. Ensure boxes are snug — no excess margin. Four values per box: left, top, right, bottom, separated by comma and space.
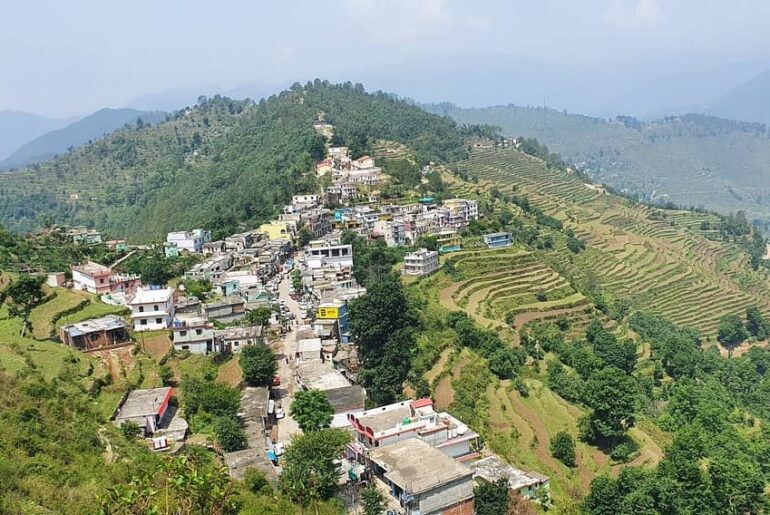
214, 416, 247, 452
290, 389, 334, 432
158, 364, 174, 386
349, 273, 417, 405
246, 306, 272, 327
240, 344, 277, 386
581, 367, 638, 444
361, 484, 386, 515
281, 429, 351, 508
120, 421, 142, 439
474, 478, 510, 515
1, 273, 45, 336
550, 431, 576, 467
746, 306, 769, 340
717, 314, 748, 352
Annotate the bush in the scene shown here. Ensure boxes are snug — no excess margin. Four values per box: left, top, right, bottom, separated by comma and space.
550, 431, 576, 467
609, 439, 639, 462
120, 421, 142, 440
214, 416, 247, 452
240, 345, 277, 387
243, 468, 271, 495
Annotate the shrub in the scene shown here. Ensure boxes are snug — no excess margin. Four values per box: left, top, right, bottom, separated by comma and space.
550, 431, 576, 467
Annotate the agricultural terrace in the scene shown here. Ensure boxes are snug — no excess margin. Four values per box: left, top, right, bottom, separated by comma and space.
456, 147, 770, 340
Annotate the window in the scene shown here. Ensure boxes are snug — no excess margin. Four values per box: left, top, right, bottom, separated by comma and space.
182, 345, 189, 350
156, 318, 162, 324
195, 329, 202, 335
139, 306, 144, 312
154, 305, 158, 311
140, 319, 147, 325
180, 331, 187, 337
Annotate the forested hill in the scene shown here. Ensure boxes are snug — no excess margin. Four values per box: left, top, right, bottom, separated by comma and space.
427, 102, 770, 222
0, 81, 468, 242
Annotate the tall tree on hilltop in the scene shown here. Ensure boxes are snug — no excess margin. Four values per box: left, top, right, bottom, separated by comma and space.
1, 274, 45, 337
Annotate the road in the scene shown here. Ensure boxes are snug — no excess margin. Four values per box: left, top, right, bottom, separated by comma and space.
273, 272, 305, 444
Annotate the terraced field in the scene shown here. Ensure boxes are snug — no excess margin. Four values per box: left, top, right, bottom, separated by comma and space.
456, 147, 770, 339
440, 248, 595, 338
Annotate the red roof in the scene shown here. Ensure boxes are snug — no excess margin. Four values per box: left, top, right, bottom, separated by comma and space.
411, 398, 433, 409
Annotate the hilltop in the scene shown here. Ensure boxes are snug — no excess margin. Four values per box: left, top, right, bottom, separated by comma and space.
0, 108, 167, 170
0, 82, 468, 241
0, 111, 73, 161
428, 103, 770, 221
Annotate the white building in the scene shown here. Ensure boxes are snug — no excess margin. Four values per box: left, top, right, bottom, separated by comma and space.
129, 288, 175, 332
443, 199, 479, 227
374, 220, 406, 247
403, 248, 439, 276
171, 317, 215, 354
291, 194, 320, 206
166, 229, 211, 254
306, 243, 354, 270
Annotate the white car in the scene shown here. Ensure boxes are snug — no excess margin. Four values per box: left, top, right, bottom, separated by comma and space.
275, 407, 285, 419
273, 443, 286, 456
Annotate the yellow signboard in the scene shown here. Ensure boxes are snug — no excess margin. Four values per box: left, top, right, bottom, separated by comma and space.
316, 307, 339, 319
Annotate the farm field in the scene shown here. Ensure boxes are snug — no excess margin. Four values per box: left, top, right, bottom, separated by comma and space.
456, 146, 770, 339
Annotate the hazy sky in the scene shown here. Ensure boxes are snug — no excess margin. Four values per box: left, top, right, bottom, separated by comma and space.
3, 0, 770, 117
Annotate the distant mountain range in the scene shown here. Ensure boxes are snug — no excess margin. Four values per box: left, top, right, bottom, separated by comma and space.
708, 69, 770, 125
429, 103, 770, 220
0, 108, 166, 170
0, 111, 73, 162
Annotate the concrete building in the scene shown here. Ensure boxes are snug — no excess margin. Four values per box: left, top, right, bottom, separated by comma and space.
166, 229, 210, 254
186, 254, 233, 281
296, 360, 351, 391
443, 199, 479, 227
129, 288, 175, 332
325, 385, 366, 428
67, 226, 102, 245
483, 232, 513, 249
171, 317, 215, 354
374, 220, 406, 247
348, 398, 479, 459
296, 337, 323, 362
46, 272, 66, 288
214, 326, 262, 352
469, 455, 550, 499
403, 248, 439, 276
314, 300, 351, 343
114, 387, 174, 436
306, 242, 354, 270
59, 315, 131, 351
72, 261, 141, 295
369, 438, 475, 515
202, 297, 245, 323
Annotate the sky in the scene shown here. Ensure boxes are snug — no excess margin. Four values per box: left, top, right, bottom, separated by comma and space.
2, 0, 770, 118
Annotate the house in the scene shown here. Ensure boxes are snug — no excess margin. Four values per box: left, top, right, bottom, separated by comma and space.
296, 337, 323, 362
129, 287, 175, 332
469, 455, 550, 499
306, 243, 353, 270
296, 360, 351, 391
171, 317, 215, 354
46, 272, 66, 288
67, 226, 102, 244
292, 194, 320, 206
315, 158, 333, 177
224, 386, 275, 480
443, 199, 479, 227
314, 300, 351, 343
327, 146, 349, 160
324, 385, 366, 428
71, 261, 112, 294
59, 315, 131, 351
203, 297, 245, 323
258, 220, 297, 242
368, 438, 475, 515
348, 398, 479, 459
348, 167, 383, 186
175, 296, 202, 315
105, 239, 129, 252
114, 387, 174, 436
214, 326, 262, 352
166, 229, 210, 254
313, 121, 334, 138
203, 240, 226, 255
225, 231, 256, 252
186, 254, 233, 281
483, 232, 513, 249
72, 261, 141, 295
352, 155, 375, 169
373, 220, 405, 247
403, 249, 439, 276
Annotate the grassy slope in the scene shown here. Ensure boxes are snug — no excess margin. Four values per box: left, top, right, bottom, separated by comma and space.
459, 146, 770, 339
434, 104, 770, 220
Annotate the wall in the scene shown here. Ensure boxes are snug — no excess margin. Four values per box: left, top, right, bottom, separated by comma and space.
418, 477, 474, 515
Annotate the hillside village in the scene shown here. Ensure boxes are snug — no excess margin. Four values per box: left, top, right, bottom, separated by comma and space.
6, 91, 770, 514
5, 119, 551, 514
